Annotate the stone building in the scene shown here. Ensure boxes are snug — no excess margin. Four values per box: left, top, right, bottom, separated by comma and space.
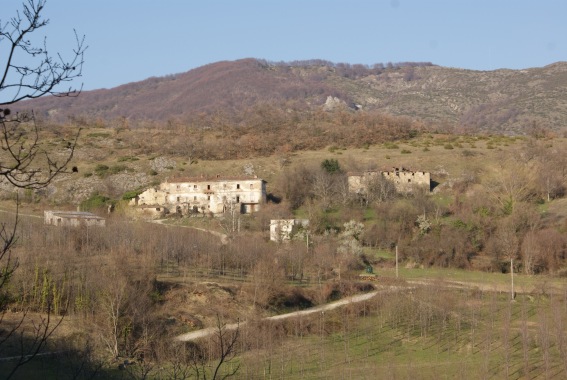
348, 167, 430, 194
270, 219, 309, 242
44, 210, 106, 227
130, 176, 267, 216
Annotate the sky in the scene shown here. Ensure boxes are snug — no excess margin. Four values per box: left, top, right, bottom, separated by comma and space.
4, 0, 567, 91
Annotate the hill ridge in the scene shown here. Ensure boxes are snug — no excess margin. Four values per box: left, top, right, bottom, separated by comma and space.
15, 59, 567, 134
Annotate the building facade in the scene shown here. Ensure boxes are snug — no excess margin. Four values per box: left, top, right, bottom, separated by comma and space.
130, 176, 267, 216
348, 167, 430, 194
270, 219, 310, 242
44, 210, 106, 227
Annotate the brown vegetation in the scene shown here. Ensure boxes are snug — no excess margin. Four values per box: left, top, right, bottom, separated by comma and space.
15, 59, 567, 135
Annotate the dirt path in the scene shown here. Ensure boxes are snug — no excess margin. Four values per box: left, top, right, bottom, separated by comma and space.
0, 208, 42, 219
150, 219, 229, 244
175, 287, 404, 342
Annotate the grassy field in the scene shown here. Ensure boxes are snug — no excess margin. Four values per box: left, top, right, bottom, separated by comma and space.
229, 285, 567, 380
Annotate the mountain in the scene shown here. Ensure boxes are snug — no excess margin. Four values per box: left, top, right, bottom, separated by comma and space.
15, 58, 567, 134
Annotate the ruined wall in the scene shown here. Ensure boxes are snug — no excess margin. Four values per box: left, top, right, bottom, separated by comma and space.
382, 168, 430, 191
270, 219, 310, 242
348, 168, 430, 194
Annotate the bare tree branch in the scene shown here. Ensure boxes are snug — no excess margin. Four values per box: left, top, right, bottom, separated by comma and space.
0, 0, 87, 105
0, 2, 85, 377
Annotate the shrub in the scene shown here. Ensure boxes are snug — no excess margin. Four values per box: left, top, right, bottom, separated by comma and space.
80, 193, 110, 211
94, 164, 109, 177
86, 132, 111, 138
122, 190, 142, 201
117, 156, 139, 162
109, 164, 129, 174
321, 158, 341, 174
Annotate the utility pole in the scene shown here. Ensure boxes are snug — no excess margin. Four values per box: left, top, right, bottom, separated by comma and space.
395, 245, 399, 279
511, 258, 515, 300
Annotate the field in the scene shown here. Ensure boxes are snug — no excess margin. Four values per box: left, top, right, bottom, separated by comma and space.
223, 281, 567, 380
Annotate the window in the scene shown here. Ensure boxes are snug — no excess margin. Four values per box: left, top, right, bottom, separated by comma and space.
207, 184, 211, 190
193, 196, 197, 201
193, 185, 197, 189
236, 196, 240, 203
207, 196, 210, 200
236, 184, 240, 189
177, 196, 180, 202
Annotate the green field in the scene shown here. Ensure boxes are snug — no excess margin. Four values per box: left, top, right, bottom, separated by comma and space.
228, 285, 567, 380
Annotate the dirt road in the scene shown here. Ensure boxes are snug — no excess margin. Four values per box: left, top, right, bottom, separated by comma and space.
175, 287, 404, 342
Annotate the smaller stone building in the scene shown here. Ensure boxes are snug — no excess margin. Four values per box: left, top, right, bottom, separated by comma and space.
348, 167, 430, 194
270, 219, 309, 242
44, 210, 106, 227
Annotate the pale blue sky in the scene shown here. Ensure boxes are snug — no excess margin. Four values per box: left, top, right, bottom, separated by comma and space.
5, 0, 566, 91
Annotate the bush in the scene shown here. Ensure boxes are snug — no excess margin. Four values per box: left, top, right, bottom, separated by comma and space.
80, 193, 110, 211
109, 164, 129, 174
94, 164, 109, 177
122, 190, 142, 201
321, 158, 341, 174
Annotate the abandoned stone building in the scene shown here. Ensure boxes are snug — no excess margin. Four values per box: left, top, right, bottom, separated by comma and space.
348, 167, 431, 194
270, 219, 310, 242
44, 210, 106, 227
130, 176, 267, 216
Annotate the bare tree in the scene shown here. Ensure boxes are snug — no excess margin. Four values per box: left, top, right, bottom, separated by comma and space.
311, 170, 336, 209
484, 158, 533, 215
0, 1, 85, 375
361, 173, 397, 206
190, 314, 240, 380
210, 315, 240, 380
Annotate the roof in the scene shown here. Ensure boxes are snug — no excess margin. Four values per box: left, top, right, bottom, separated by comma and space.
167, 175, 266, 183
347, 168, 429, 176
45, 211, 105, 220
